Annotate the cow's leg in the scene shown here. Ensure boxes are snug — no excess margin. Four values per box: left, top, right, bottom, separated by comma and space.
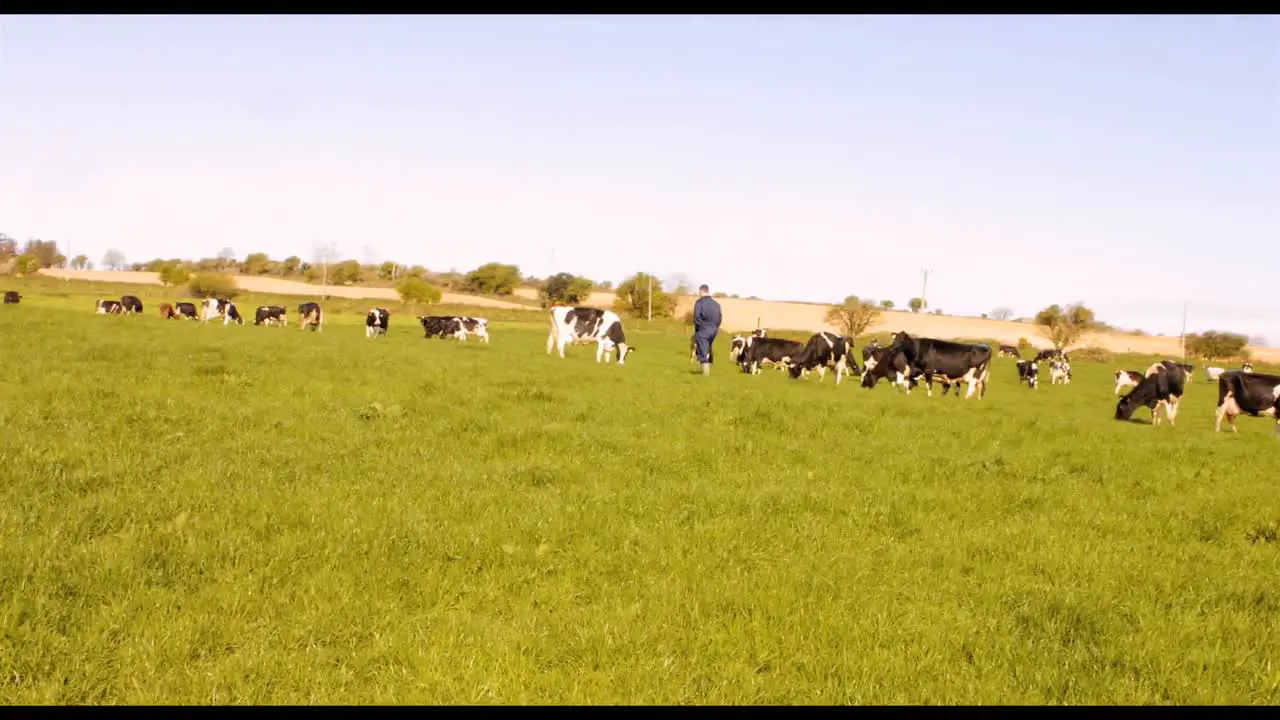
1166, 396, 1180, 426
924, 371, 935, 398
963, 367, 978, 400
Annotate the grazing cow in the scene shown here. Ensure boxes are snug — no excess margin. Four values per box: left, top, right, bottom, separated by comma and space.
545, 306, 633, 364
728, 330, 767, 364
1016, 360, 1039, 389
159, 303, 178, 319
737, 335, 804, 375
459, 316, 490, 343
1116, 366, 1186, 426
4, 291, 21, 304
95, 299, 124, 314
998, 344, 1021, 359
1113, 369, 1145, 395
786, 332, 858, 385
201, 298, 243, 325
1049, 360, 1072, 385
366, 307, 390, 338
887, 332, 992, 399
1034, 348, 1068, 363
1214, 370, 1280, 433
419, 315, 466, 341
298, 302, 323, 332
254, 305, 287, 326
120, 295, 143, 314
860, 346, 917, 392
175, 302, 198, 320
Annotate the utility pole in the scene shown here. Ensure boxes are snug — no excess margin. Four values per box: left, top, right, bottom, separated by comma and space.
921, 267, 932, 310
1180, 302, 1188, 361
647, 274, 653, 321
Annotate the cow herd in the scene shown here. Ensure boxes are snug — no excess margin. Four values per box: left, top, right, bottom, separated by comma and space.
4, 291, 1276, 434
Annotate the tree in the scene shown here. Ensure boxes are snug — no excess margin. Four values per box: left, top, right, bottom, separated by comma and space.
464, 262, 521, 295
240, 252, 271, 275
405, 265, 427, 279
990, 307, 1014, 321
21, 239, 63, 268
825, 295, 881, 340
70, 254, 89, 270
396, 277, 442, 307
1034, 302, 1097, 350
217, 247, 237, 271
187, 273, 240, 299
1185, 331, 1250, 361
0, 234, 15, 260
597, 280, 613, 291
329, 259, 364, 285
102, 249, 127, 271
14, 253, 41, 274
908, 297, 925, 313
158, 264, 191, 287
281, 256, 302, 276
539, 272, 594, 307
613, 272, 676, 319
880, 299, 895, 310
377, 261, 398, 281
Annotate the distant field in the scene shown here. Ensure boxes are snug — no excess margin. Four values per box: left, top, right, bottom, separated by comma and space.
2, 281, 1279, 704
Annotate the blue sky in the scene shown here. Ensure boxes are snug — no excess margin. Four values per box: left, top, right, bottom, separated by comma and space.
2, 16, 1276, 340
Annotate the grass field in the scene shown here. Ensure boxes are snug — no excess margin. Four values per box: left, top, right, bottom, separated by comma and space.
2, 282, 1280, 705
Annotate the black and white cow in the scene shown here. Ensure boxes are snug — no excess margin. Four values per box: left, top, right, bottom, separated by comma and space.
546, 306, 632, 364
3, 291, 20, 304
998, 344, 1021, 359
95, 299, 123, 314
298, 302, 323, 332
1115, 364, 1186, 426
786, 332, 858, 384
728, 329, 767, 364
175, 301, 198, 320
120, 295, 143, 314
366, 307, 390, 338
201, 298, 243, 325
737, 335, 804, 375
861, 339, 882, 364
254, 305, 287, 326
1214, 369, 1280, 433
1033, 348, 1068, 363
1206, 363, 1254, 382
459, 316, 490, 343
1113, 369, 1144, 395
860, 346, 917, 392
1242, 362, 1254, 374
887, 332, 993, 399
1016, 360, 1039, 389
1049, 359, 1072, 385
419, 315, 466, 341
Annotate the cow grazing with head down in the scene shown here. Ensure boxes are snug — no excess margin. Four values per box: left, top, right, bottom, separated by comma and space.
546, 306, 632, 364
159, 303, 178, 319
419, 315, 466, 341
366, 308, 390, 338
298, 302, 323, 332
95, 299, 124, 315
1116, 363, 1187, 426
1214, 370, 1280, 433
860, 346, 917, 392
1034, 348, 1068, 363
786, 332, 858, 385
998, 344, 1021, 359
887, 332, 992, 399
120, 295, 143, 314
254, 305, 287, 326
4, 291, 21, 304
728, 329, 767, 364
737, 335, 804, 375
175, 302, 198, 320
1016, 360, 1039, 389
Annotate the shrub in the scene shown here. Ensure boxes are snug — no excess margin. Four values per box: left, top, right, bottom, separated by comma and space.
396, 277, 442, 306
539, 272, 594, 308
158, 264, 190, 287
1069, 346, 1113, 363
187, 273, 240, 299
1186, 331, 1250, 361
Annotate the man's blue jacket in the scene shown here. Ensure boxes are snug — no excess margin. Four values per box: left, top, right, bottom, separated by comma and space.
693, 295, 722, 337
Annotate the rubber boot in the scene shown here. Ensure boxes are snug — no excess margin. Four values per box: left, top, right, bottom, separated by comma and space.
701, 363, 711, 376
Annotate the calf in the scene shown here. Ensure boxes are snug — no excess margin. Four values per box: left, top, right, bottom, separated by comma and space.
175, 302, 198, 320
298, 302, 323, 332
546, 306, 633, 364
998, 344, 1021, 359
254, 305, 287, 326
887, 332, 992, 399
1214, 370, 1280, 433
419, 315, 467, 341
860, 346, 917, 392
1016, 360, 1039, 389
737, 335, 804, 375
120, 295, 143, 314
1113, 369, 1144, 395
459, 316, 490, 343
1049, 360, 1072, 385
95, 299, 124, 314
786, 332, 858, 385
366, 307, 390, 338
4, 291, 21, 304
159, 302, 178, 319
1116, 367, 1186, 426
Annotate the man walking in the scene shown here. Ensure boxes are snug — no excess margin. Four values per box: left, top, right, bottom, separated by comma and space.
692, 284, 722, 376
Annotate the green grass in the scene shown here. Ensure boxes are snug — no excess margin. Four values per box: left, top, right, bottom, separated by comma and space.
2, 282, 1280, 705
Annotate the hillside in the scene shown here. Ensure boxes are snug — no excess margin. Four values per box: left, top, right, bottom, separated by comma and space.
36, 268, 1280, 362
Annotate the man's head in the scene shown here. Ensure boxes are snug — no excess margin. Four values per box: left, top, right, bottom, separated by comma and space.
699, 284, 710, 296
